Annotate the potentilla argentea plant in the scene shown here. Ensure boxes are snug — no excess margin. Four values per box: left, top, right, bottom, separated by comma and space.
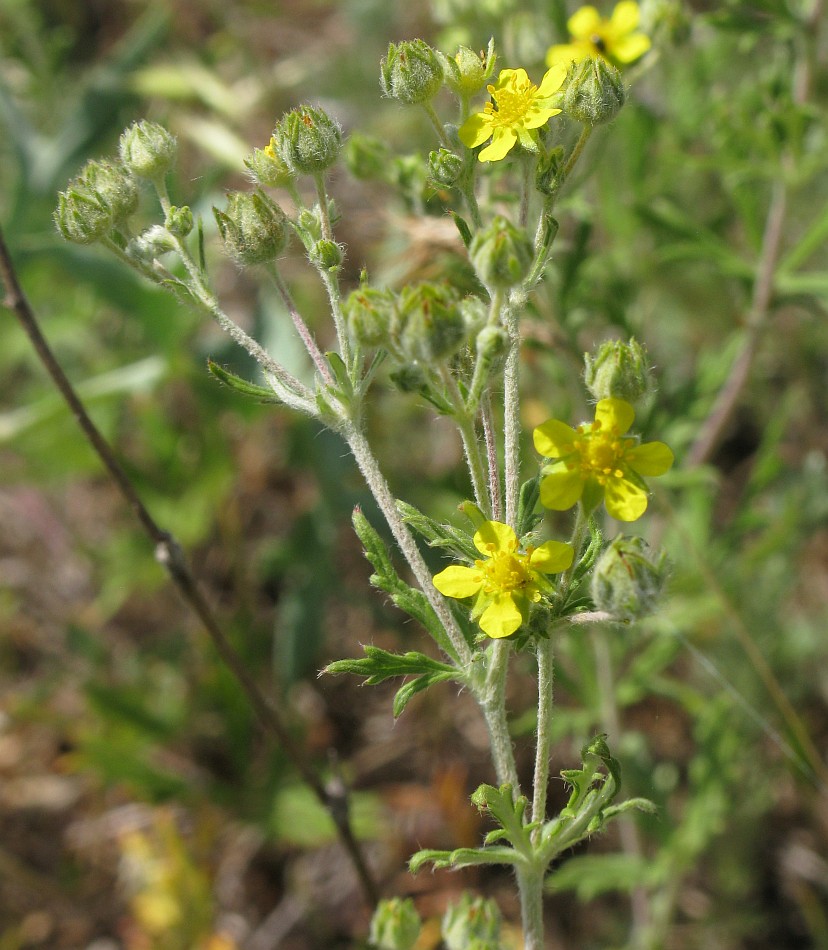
54, 8, 672, 945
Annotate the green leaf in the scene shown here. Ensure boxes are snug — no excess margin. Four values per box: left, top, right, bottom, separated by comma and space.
547, 853, 659, 900
397, 500, 479, 561
207, 360, 280, 402
450, 211, 473, 248
516, 476, 543, 540
324, 645, 457, 684
409, 845, 524, 873
392, 670, 456, 717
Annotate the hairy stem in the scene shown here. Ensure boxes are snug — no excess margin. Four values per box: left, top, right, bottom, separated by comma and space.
516, 866, 545, 950
482, 639, 520, 791
531, 636, 555, 838
503, 301, 521, 527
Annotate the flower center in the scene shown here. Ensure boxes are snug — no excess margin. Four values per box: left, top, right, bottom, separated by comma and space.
479, 550, 531, 592
489, 77, 537, 127
572, 422, 627, 484
590, 32, 608, 54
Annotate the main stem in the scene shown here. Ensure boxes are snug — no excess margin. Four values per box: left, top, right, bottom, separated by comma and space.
517, 866, 545, 950
531, 636, 555, 838
482, 639, 520, 792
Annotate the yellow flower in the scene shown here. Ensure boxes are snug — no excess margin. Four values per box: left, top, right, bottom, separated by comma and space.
533, 398, 673, 522
546, 2, 651, 68
433, 520, 574, 639
458, 65, 567, 163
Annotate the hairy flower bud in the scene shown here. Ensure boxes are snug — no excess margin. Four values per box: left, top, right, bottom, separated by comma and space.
442, 39, 497, 98
442, 892, 502, 950
380, 39, 444, 105
344, 287, 397, 348
562, 57, 626, 126
118, 120, 177, 180
213, 190, 288, 266
389, 363, 429, 393
368, 897, 421, 950
535, 145, 565, 196
79, 160, 139, 224
54, 188, 112, 244
470, 215, 533, 289
309, 238, 343, 270
396, 283, 466, 363
244, 139, 295, 188
126, 225, 177, 261
274, 106, 342, 175
591, 536, 669, 622
165, 205, 193, 237
427, 148, 464, 187
584, 338, 653, 404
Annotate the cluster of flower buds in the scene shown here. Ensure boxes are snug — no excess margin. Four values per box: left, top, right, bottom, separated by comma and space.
584, 337, 654, 403
591, 535, 669, 621
440, 39, 497, 98
381, 39, 444, 104
368, 897, 420, 950
213, 190, 289, 266
442, 892, 503, 950
470, 215, 534, 289
119, 120, 177, 181
562, 56, 626, 126
54, 159, 138, 244
272, 106, 342, 176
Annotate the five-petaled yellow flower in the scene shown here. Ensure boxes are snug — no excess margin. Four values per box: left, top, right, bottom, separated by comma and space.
432, 520, 574, 639
458, 65, 567, 163
533, 397, 673, 522
546, 2, 651, 69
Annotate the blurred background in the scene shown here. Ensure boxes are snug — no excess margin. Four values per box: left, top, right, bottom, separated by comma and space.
1, 0, 828, 947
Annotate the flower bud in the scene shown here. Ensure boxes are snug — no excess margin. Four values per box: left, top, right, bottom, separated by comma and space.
562, 57, 626, 126
584, 338, 654, 404
368, 897, 421, 950
127, 225, 177, 261
79, 160, 139, 224
344, 133, 391, 181
213, 190, 289, 266
469, 215, 533, 289
274, 106, 342, 176
118, 120, 177, 180
244, 139, 295, 188
427, 148, 464, 187
396, 283, 466, 363
389, 363, 429, 393
344, 287, 397, 348
54, 188, 112, 244
442, 892, 502, 950
442, 39, 497, 98
535, 145, 565, 197
380, 39, 444, 105
165, 205, 193, 237
591, 536, 669, 622
309, 238, 343, 270
476, 325, 509, 364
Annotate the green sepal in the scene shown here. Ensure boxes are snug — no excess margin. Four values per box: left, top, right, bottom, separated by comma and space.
561, 518, 603, 613
397, 500, 479, 561
325, 351, 354, 399
450, 210, 473, 248
516, 476, 543, 540
459, 500, 488, 531
207, 359, 280, 402
351, 507, 461, 662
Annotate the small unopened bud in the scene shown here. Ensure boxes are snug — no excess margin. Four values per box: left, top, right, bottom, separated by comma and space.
79, 160, 138, 224
397, 283, 466, 363
274, 106, 342, 175
54, 188, 112, 245
309, 238, 343, 270
244, 139, 295, 188
591, 536, 668, 622
470, 215, 533, 289
562, 57, 626, 126
427, 148, 464, 187
476, 325, 509, 364
535, 145, 565, 196
118, 120, 177, 180
165, 205, 193, 237
213, 190, 288, 266
442, 892, 502, 950
368, 897, 421, 950
344, 287, 397, 348
380, 39, 444, 105
128, 225, 177, 261
344, 133, 391, 181
584, 338, 653, 404
442, 39, 497, 98
389, 363, 429, 393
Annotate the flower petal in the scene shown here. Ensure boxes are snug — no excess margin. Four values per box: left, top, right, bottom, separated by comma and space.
478, 127, 516, 162
474, 520, 518, 556
540, 465, 584, 511
609, 0, 641, 34
533, 419, 579, 458
611, 32, 651, 63
530, 540, 575, 574
537, 63, 568, 97
433, 564, 484, 599
479, 592, 523, 638
595, 397, 635, 435
604, 475, 648, 521
568, 5, 602, 39
496, 67, 527, 88
626, 440, 674, 476
459, 113, 494, 149
524, 106, 562, 130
